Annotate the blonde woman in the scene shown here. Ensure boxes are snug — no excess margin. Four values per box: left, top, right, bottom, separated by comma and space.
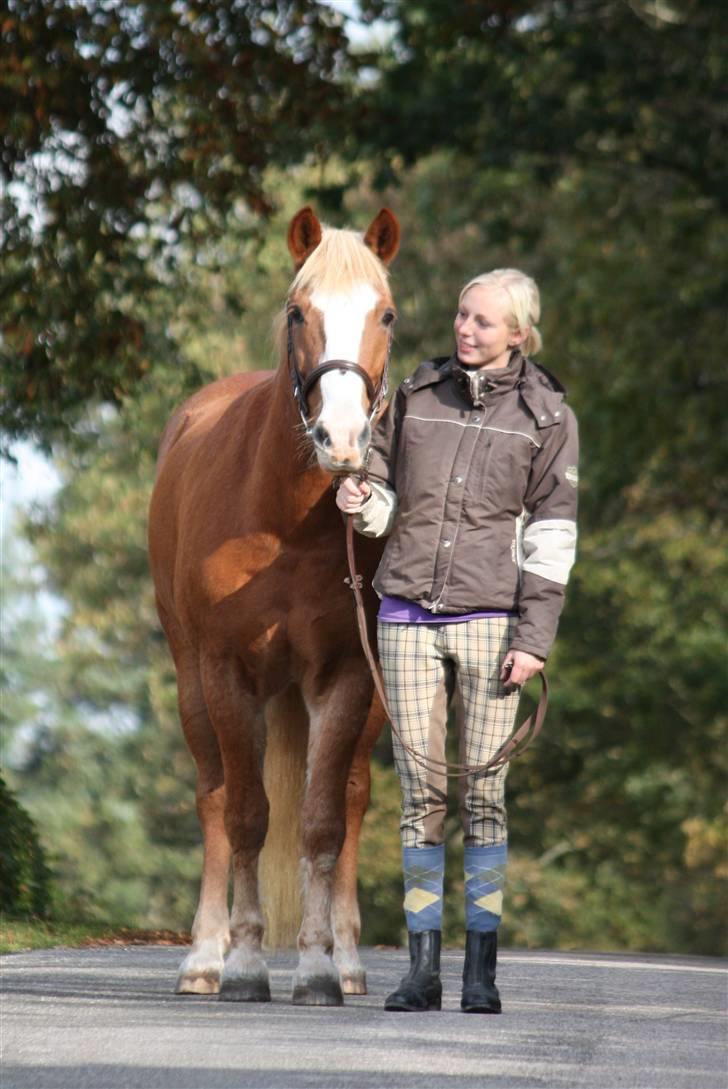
337, 270, 579, 1013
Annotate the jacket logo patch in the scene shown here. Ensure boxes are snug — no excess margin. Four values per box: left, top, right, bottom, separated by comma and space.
565, 465, 578, 488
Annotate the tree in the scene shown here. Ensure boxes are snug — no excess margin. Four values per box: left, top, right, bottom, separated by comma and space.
0, 771, 52, 916
4, 0, 726, 948
355, 0, 727, 207
0, 0, 353, 448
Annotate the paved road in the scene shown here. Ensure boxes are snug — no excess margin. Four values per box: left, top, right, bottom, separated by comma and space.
1, 945, 726, 1088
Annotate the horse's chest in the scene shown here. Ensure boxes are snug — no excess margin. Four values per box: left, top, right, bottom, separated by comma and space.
190, 533, 353, 669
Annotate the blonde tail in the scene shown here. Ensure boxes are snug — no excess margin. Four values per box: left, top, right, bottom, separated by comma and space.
260, 684, 309, 949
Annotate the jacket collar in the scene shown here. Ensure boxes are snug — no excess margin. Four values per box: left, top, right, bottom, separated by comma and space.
450, 350, 524, 405
404, 352, 568, 429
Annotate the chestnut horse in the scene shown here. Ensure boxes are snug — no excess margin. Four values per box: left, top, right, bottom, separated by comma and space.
148, 208, 399, 1006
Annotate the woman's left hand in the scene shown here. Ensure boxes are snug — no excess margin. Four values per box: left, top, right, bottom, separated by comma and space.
500, 649, 544, 689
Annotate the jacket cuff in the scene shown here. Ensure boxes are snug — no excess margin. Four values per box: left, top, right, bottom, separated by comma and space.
512, 570, 568, 660
353, 480, 398, 537
508, 638, 549, 661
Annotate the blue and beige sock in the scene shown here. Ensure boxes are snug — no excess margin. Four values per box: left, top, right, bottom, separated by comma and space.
464, 843, 507, 933
402, 845, 445, 932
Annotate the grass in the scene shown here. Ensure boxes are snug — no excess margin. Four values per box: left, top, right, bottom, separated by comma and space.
0, 915, 190, 955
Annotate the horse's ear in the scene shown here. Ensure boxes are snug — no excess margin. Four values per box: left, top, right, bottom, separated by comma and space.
287, 206, 323, 268
364, 208, 400, 266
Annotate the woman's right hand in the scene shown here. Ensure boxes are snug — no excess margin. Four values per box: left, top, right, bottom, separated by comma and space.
335, 475, 372, 513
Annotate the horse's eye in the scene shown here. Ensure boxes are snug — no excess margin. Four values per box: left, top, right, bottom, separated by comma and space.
381, 309, 397, 327
288, 305, 304, 325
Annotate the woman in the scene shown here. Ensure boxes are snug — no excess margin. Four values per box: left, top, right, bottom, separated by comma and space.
336, 269, 579, 1013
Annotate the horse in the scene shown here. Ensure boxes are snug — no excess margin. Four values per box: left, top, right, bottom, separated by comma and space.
148, 207, 399, 1006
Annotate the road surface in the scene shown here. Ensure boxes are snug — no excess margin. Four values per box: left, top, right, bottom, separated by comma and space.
2, 945, 726, 1088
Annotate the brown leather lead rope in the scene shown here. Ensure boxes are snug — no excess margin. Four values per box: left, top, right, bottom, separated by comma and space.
345, 514, 548, 779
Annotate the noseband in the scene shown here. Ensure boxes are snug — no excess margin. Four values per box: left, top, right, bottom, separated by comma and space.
286, 309, 392, 434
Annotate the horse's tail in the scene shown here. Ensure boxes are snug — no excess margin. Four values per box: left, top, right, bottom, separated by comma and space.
260, 685, 309, 949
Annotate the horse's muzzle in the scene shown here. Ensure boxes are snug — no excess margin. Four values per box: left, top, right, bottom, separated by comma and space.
312, 420, 371, 472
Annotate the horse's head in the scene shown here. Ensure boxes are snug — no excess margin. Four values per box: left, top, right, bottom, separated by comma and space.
284, 206, 400, 473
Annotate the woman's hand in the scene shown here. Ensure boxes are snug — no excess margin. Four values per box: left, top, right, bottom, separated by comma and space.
335, 475, 372, 513
500, 649, 544, 689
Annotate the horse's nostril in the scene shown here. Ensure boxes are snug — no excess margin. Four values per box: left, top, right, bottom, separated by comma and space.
312, 423, 330, 448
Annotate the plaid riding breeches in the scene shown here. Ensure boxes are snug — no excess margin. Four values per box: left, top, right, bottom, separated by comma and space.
377, 617, 522, 849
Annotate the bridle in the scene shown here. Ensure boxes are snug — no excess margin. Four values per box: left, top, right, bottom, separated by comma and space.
286, 307, 393, 434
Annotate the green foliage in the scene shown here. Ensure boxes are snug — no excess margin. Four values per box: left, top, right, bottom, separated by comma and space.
0, 771, 52, 916
356, 0, 727, 207
0, 0, 353, 447
3, 1, 726, 953
0, 917, 189, 954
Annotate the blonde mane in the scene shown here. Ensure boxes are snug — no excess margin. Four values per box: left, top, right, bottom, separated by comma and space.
291, 227, 391, 298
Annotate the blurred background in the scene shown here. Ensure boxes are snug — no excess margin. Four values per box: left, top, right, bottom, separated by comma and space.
1, 0, 726, 955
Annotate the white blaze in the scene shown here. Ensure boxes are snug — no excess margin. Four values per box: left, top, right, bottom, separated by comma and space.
309, 284, 378, 465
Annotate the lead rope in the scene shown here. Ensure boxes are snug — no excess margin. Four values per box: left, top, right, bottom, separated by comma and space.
344, 514, 548, 779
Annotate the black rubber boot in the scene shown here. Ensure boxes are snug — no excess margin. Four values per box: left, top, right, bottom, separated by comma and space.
384, 931, 442, 1011
461, 930, 502, 1013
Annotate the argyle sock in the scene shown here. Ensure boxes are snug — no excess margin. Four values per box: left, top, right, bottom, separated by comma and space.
464, 843, 508, 933
402, 845, 445, 933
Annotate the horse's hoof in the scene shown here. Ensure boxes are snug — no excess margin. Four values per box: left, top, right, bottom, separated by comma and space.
219, 978, 271, 1003
340, 970, 367, 996
220, 948, 271, 1002
175, 944, 225, 995
292, 976, 344, 1006
176, 972, 221, 996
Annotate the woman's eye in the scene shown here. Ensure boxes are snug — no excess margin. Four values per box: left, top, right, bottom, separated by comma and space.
382, 309, 397, 327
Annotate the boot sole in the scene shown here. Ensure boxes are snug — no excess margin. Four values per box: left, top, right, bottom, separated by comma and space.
384, 998, 442, 1011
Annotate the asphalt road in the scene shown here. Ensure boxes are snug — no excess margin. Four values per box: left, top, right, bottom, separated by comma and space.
1, 945, 726, 1089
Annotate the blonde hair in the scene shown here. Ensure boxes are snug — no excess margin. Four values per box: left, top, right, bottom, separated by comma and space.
459, 269, 542, 356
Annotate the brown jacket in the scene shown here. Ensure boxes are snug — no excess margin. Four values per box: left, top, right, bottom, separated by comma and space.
354, 352, 579, 659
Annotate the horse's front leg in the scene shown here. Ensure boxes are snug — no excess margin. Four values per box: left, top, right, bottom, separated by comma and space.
332, 695, 385, 995
157, 619, 231, 997
293, 662, 373, 1006
199, 652, 271, 1003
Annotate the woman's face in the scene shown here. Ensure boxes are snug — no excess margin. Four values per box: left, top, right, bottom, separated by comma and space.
454, 285, 523, 369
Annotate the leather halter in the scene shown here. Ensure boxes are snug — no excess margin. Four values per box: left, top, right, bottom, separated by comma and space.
287, 309, 391, 433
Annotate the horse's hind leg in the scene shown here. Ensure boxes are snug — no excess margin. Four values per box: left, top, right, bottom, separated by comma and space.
168, 644, 231, 995
332, 696, 385, 995
199, 652, 271, 1003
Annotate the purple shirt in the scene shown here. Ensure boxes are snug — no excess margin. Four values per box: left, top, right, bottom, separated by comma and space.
378, 595, 516, 625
